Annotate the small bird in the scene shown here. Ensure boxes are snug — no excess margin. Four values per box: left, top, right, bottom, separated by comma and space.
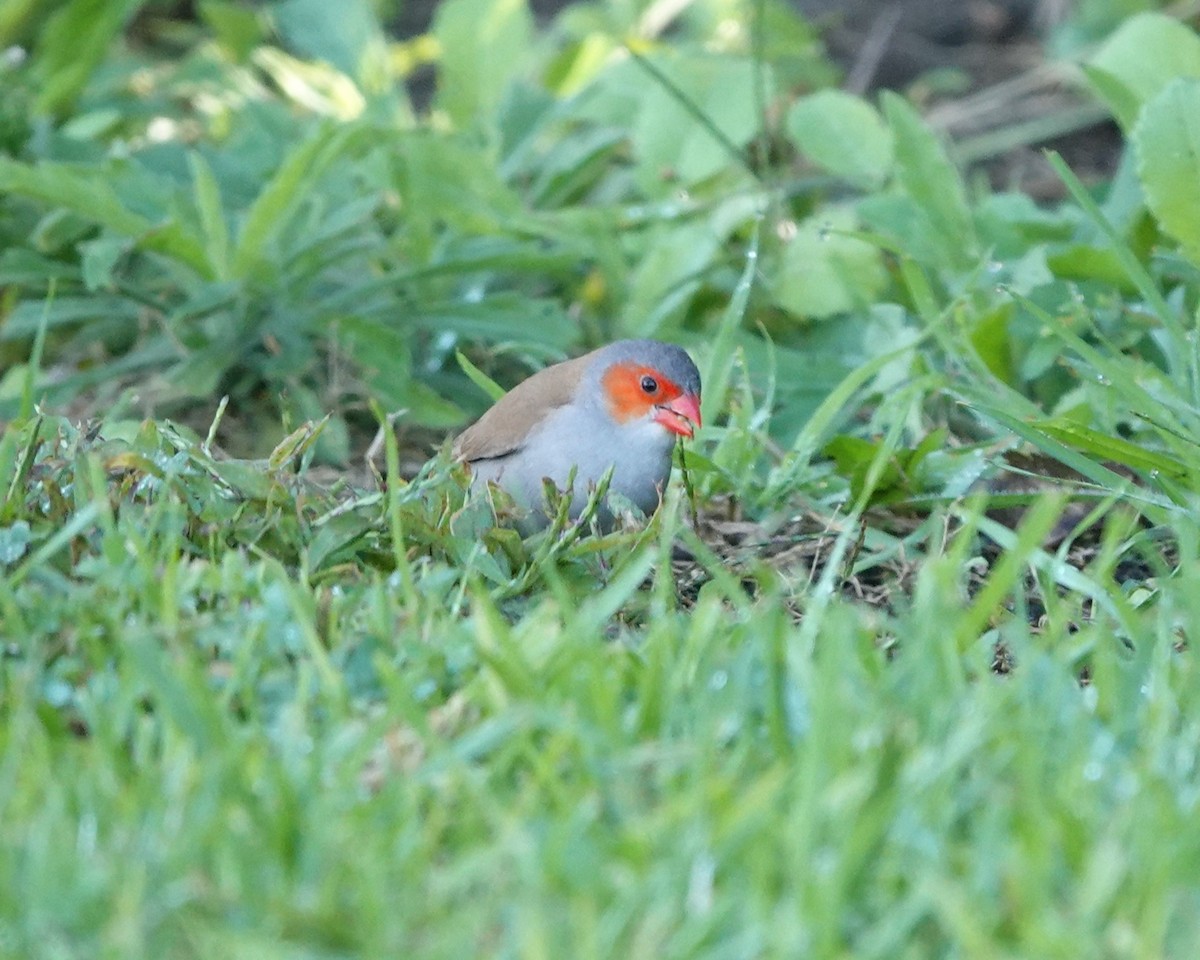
454, 339, 702, 531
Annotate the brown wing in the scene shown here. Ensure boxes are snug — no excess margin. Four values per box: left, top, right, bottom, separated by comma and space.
453, 353, 591, 463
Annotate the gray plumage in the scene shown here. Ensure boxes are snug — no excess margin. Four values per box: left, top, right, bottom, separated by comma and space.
454, 339, 701, 531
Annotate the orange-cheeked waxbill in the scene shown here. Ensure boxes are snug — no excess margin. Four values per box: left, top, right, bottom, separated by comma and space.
454, 339, 702, 530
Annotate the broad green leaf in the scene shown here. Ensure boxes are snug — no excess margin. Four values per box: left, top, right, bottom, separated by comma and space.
199, 0, 264, 61
622, 220, 722, 335
433, 0, 533, 130
338, 316, 473, 427
525, 126, 627, 208
881, 91, 977, 269
0, 520, 31, 565
0, 249, 78, 287
773, 207, 887, 319
969, 304, 1016, 385
1045, 244, 1135, 290
766, 326, 934, 495
857, 193, 946, 267
29, 0, 144, 116
630, 53, 763, 190
0, 0, 45, 47
395, 133, 524, 247
0, 157, 150, 237
495, 81, 557, 171
825, 434, 904, 501
391, 235, 580, 282
232, 124, 364, 278
389, 380, 466, 429
271, 0, 385, 83
0, 158, 212, 276
78, 234, 126, 291
0, 296, 141, 340
172, 341, 238, 398
1005, 247, 1054, 296
1133, 78, 1200, 263
1085, 13, 1200, 129
208, 459, 276, 499
543, 32, 615, 97
188, 151, 230, 281
758, 0, 838, 90
786, 90, 893, 189
975, 192, 1075, 254
415, 295, 575, 349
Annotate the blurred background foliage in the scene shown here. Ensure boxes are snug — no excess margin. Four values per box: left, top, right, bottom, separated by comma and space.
0, 0, 1191, 497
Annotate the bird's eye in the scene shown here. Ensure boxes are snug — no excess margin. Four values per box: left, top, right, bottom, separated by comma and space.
640, 375, 659, 394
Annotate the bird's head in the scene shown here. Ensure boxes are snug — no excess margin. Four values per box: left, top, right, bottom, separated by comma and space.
592, 340, 702, 439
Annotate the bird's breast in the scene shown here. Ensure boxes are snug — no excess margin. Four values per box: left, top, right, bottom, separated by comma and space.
491, 403, 678, 522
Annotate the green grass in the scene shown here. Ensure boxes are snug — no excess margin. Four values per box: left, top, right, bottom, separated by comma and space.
2, 393, 1198, 958
3, 0, 1200, 956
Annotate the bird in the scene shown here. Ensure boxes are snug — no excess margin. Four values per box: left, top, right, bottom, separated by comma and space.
454, 339, 702, 531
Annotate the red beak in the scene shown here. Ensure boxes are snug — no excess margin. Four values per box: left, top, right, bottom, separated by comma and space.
653, 393, 702, 439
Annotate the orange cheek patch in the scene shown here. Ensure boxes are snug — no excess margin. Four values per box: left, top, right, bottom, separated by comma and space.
602, 362, 683, 422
